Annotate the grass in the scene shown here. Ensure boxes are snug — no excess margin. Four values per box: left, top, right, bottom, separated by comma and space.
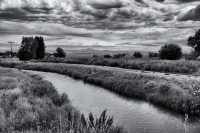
0, 60, 200, 115
0, 67, 126, 133
35, 55, 200, 74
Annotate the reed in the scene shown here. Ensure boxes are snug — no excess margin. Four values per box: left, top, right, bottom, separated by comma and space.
0, 67, 126, 133
35, 56, 200, 74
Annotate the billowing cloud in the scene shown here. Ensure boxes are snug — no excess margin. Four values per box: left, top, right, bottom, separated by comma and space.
155, 0, 165, 2
0, 0, 199, 52
177, 4, 200, 21
176, 0, 199, 3
89, 1, 124, 9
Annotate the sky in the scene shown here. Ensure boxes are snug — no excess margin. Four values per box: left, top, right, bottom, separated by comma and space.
0, 0, 200, 52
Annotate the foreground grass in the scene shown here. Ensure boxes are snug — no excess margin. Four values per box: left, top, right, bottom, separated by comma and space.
1, 61, 200, 115
0, 67, 125, 133
36, 56, 200, 74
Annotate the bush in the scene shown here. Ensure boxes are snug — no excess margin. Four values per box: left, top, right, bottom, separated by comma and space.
93, 55, 98, 58
104, 54, 112, 58
53, 47, 66, 58
159, 44, 182, 60
184, 50, 199, 60
133, 52, 143, 58
113, 53, 125, 59
149, 52, 158, 58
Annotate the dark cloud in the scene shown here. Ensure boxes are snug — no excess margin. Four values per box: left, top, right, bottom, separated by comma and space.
22, 7, 53, 14
163, 16, 173, 22
0, 8, 26, 21
0, 7, 54, 22
90, 2, 123, 9
155, 0, 165, 2
80, 9, 109, 19
176, 0, 199, 3
177, 4, 200, 21
135, 0, 144, 4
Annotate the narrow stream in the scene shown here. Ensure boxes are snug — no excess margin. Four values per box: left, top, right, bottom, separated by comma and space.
26, 70, 200, 133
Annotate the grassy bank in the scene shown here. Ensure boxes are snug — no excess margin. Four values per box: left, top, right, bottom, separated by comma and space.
35, 56, 200, 74
1, 61, 200, 115
0, 67, 125, 133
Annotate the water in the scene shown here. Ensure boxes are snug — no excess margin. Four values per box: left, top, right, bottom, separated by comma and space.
26, 70, 200, 133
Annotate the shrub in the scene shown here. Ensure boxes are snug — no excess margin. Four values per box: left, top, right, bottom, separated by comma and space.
109, 61, 120, 67
184, 50, 199, 60
149, 52, 158, 58
133, 52, 143, 58
93, 55, 98, 58
113, 53, 125, 59
159, 44, 182, 60
104, 54, 112, 58
53, 47, 66, 58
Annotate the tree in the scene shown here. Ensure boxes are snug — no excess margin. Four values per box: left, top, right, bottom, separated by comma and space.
159, 44, 182, 60
113, 53, 126, 59
104, 54, 112, 58
35, 36, 46, 59
18, 37, 38, 61
149, 52, 158, 58
187, 29, 200, 55
133, 52, 143, 58
53, 47, 66, 58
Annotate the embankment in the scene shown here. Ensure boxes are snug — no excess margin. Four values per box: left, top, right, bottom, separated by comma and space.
0, 66, 125, 133
0, 60, 200, 115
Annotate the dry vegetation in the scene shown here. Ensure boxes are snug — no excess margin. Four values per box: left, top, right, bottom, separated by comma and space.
0, 67, 125, 133
0, 61, 200, 115
36, 55, 200, 74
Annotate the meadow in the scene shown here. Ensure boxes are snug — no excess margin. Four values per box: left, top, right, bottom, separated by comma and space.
0, 67, 125, 133
36, 54, 200, 74
0, 60, 200, 115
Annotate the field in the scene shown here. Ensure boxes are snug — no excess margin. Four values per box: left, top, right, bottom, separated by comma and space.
0, 67, 125, 133
1, 60, 200, 115
35, 54, 200, 74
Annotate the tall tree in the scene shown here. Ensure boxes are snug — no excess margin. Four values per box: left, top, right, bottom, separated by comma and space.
187, 29, 200, 55
18, 37, 38, 61
35, 36, 46, 59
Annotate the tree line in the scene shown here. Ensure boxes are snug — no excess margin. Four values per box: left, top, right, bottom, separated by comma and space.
7, 28, 200, 61
17, 36, 66, 61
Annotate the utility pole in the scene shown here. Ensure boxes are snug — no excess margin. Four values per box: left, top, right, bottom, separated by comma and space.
8, 41, 14, 61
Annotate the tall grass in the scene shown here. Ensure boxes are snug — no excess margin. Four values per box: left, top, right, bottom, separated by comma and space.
36, 56, 200, 74
0, 67, 126, 133
0, 61, 200, 115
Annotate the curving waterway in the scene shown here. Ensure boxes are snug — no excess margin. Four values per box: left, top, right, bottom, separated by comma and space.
26, 70, 200, 133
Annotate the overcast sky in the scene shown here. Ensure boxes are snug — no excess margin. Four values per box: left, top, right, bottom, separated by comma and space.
0, 0, 200, 51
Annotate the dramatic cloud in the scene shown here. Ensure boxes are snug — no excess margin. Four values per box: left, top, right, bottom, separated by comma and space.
176, 0, 199, 3
178, 4, 200, 21
0, 0, 199, 52
155, 0, 165, 2
89, 1, 124, 9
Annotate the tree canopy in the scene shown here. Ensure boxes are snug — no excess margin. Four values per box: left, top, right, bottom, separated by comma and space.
18, 37, 38, 61
35, 36, 46, 59
53, 47, 66, 58
159, 44, 182, 60
187, 29, 200, 55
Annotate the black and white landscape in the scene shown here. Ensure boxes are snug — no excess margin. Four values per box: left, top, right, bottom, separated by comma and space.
0, 0, 200, 133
